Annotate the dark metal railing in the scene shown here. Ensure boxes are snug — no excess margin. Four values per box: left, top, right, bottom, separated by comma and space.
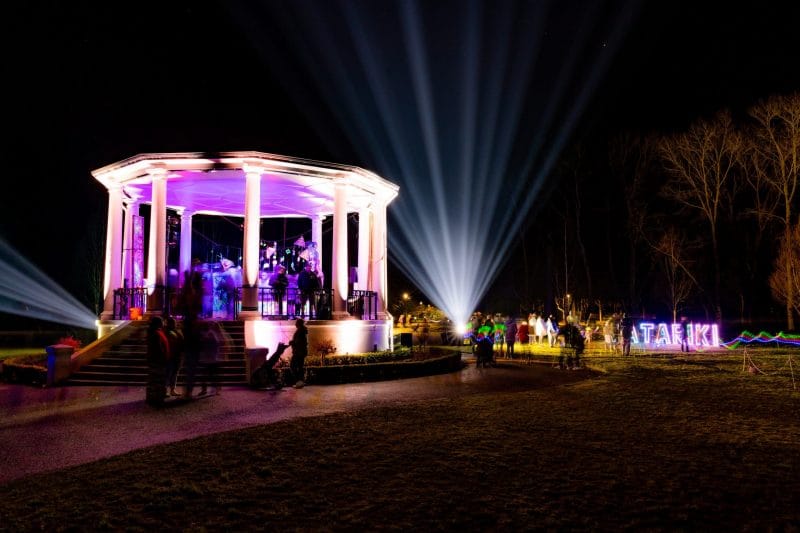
112, 286, 376, 321
241, 287, 333, 320
112, 287, 148, 320
348, 290, 377, 320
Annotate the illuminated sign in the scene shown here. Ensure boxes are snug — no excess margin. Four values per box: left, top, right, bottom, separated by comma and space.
631, 322, 719, 347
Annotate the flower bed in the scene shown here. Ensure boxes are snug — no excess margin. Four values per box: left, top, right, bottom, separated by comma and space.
304, 348, 462, 385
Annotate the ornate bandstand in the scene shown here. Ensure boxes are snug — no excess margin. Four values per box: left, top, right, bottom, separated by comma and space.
93, 151, 399, 353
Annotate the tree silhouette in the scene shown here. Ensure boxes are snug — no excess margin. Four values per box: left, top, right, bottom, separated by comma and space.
747, 92, 800, 330
658, 110, 742, 322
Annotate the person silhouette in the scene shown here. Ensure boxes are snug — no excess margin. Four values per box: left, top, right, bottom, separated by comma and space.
289, 318, 309, 388
680, 317, 690, 352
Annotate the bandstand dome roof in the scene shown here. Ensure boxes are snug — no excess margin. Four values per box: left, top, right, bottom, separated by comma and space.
91, 151, 399, 217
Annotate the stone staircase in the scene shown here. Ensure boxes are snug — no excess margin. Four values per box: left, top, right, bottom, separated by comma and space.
67, 320, 247, 386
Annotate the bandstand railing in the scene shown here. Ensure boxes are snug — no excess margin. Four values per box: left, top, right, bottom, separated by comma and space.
112, 286, 182, 319
348, 290, 377, 320
112, 287, 148, 320
242, 287, 333, 320
112, 286, 374, 321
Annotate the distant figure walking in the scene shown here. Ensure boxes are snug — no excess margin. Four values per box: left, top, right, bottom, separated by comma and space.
505, 317, 518, 359
546, 315, 557, 347
145, 316, 170, 406
180, 269, 204, 399
419, 318, 431, 350
621, 313, 634, 357
197, 321, 227, 396
603, 317, 614, 353
289, 318, 309, 388
680, 317, 691, 352
164, 316, 184, 397
534, 315, 546, 344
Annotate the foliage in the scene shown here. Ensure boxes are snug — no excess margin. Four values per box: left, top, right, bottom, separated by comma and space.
306, 347, 412, 367
57, 335, 82, 351
313, 338, 337, 358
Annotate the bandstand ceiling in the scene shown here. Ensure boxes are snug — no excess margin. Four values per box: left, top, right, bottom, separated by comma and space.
91, 151, 399, 218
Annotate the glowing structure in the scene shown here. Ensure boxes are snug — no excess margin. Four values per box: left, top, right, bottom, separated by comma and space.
630, 322, 720, 348
92, 152, 399, 352
721, 331, 800, 350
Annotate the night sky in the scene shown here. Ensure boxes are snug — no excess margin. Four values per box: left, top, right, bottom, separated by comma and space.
2, 1, 800, 321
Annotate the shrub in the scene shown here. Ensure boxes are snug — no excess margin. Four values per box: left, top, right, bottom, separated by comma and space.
57, 335, 82, 351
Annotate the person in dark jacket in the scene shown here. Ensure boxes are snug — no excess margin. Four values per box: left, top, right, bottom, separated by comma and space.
289, 318, 309, 387
269, 265, 289, 317
146, 316, 170, 406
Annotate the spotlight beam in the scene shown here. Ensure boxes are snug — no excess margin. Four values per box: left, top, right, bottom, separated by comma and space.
0, 238, 97, 330
227, 0, 639, 325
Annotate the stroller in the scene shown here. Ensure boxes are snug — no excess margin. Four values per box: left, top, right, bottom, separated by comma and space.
250, 342, 290, 389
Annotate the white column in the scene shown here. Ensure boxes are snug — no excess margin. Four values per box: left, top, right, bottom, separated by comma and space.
121, 198, 139, 289
178, 209, 193, 284
240, 167, 262, 314
357, 208, 370, 290
146, 168, 168, 316
312, 214, 324, 275
100, 185, 124, 320
331, 178, 349, 319
370, 199, 389, 319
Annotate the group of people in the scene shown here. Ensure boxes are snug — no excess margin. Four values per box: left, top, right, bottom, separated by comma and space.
145, 267, 311, 406
258, 262, 325, 319
145, 311, 230, 405
601, 313, 635, 356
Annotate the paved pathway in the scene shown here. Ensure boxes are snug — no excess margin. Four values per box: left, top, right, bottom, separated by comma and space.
0, 355, 588, 485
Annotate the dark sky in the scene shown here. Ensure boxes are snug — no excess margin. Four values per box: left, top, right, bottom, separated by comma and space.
2, 0, 799, 311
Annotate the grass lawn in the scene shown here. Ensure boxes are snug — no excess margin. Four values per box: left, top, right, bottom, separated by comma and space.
0, 350, 798, 530
0, 348, 46, 362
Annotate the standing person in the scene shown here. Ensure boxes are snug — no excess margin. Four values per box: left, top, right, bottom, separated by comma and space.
534, 314, 546, 344
476, 332, 494, 367
198, 321, 228, 396
419, 317, 430, 350
546, 315, 558, 347
505, 316, 518, 359
621, 313, 634, 357
164, 316, 184, 397
611, 313, 621, 354
297, 263, 320, 319
680, 317, 691, 352
603, 317, 614, 353
181, 269, 204, 399
269, 265, 289, 317
145, 316, 170, 406
289, 318, 309, 388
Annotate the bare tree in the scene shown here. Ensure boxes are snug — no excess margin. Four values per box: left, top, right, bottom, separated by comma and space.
768, 220, 800, 323
609, 131, 658, 309
747, 92, 800, 330
658, 110, 742, 322
653, 228, 699, 323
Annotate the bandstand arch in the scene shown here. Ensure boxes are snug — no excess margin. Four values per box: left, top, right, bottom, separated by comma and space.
92, 151, 399, 353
